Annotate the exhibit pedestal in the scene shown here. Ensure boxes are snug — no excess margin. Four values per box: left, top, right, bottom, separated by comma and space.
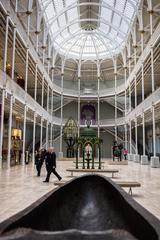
141, 155, 149, 165
134, 154, 140, 163
151, 156, 159, 168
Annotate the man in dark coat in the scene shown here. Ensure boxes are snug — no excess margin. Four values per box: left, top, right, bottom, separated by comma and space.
43, 147, 62, 182
35, 148, 46, 176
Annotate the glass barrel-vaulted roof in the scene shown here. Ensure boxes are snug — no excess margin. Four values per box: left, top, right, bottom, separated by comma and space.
38, 0, 140, 60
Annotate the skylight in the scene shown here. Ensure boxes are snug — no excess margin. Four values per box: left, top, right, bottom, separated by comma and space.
38, 0, 140, 60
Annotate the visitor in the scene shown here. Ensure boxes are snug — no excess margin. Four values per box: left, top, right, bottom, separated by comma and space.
43, 147, 62, 182
118, 143, 123, 161
112, 141, 117, 161
35, 148, 46, 176
123, 148, 128, 160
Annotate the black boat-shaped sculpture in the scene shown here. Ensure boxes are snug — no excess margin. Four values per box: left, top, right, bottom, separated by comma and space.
0, 175, 160, 240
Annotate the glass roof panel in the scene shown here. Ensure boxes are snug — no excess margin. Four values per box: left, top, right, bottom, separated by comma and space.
38, 0, 140, 60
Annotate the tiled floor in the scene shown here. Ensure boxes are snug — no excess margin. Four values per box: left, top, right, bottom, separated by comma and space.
0, 159, 160, 223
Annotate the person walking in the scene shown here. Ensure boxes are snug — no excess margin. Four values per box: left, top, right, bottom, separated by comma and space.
123, 148, 128, 160
35, 148, 46, 176
43, 147, 62, 182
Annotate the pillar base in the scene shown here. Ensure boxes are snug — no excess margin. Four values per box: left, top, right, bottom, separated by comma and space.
141, 155, 149, 165
151, 156, 160, 168
134, 154, 140, 163
58, 152, 63, 159
128, 154, 134, 161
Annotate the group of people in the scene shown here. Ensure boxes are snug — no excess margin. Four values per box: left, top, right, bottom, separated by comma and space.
112, 141, 128, 161
35, 147, 62, 182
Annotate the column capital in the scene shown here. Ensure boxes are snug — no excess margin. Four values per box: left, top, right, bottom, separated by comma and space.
147, 9, 154, 14
35, 30, 41, 35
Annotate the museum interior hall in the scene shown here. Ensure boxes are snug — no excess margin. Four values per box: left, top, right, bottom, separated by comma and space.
1, 0, 160, 238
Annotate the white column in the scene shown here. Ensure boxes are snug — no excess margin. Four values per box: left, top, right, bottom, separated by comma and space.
124, 66, 127, 116
35, 32, 39, 53
7, 95, 13, 168
141, 111, 149, 164
46, 84, 49, 113
22, 105, 27, 165
26, 12, 31, 38
134, 116, 140, 162
3, 15, 9, 72
134, 76, 137, 108
97, 76, 100, 138
32, 112, 36, 163
142, 63, 144, 101
59, 73, 64, 156
124, 66, 127, 149
0, 89, 5, 168
140, 32, 144, 56
129, 120, 133, 160
151, 47, 155, 93
11, 26, 16, 80
34, 63, 38, 101
149, 11, 153, 36
114, 72, 117, 141
25, 49, 29, 92
41, 75, 44, 107
151, 105, 159, 167
129, 82, 131, 112
50, 123, 53, 147
46, 120, 48, 149
78, 77, 80, 138
40, 117, 43, 149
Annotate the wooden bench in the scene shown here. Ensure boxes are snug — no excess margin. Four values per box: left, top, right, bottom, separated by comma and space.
66, 168, 119, 178
114, 181, 141, 195
54, 180, 141, 196
109, 160, 128, 165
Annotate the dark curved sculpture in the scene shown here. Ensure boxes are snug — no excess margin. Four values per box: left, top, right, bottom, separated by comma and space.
0, 175, 160, 240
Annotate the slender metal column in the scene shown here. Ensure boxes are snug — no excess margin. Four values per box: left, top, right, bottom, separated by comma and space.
134, 76, 137, 108
97, 76, 100, 138
26, 12, 31, 38
142, 111, 145, 155
34, 63, 38, 101
151, 48, 155, 93
60, 73, 64, 153
7, 95, 13, 168
142, 63, 144, 101
129, 120, 132, 154
40, 117, 43, 149
78, 77, 80, 138
47, 84, 49, 113
35, 32, 39, 53
22, 105, 27, 165
0, 89, 5, 168
135, 117, 138, 155
149, 11, 153, 36
3, 15, 9, 72
46, 121, 48, 149
114, 72, 117, 141
124, 65, 127, 149
125, 123, 127, 150
129, 82, 131, 112
32, 112, 36, 163
50, 123, 53, 147
124, 66, 127, 116
41, 75, 44, 107
152, 105, 156, 157
11, 26, 16, 80
141, 32, 144, 56
25, 49, 29, 92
